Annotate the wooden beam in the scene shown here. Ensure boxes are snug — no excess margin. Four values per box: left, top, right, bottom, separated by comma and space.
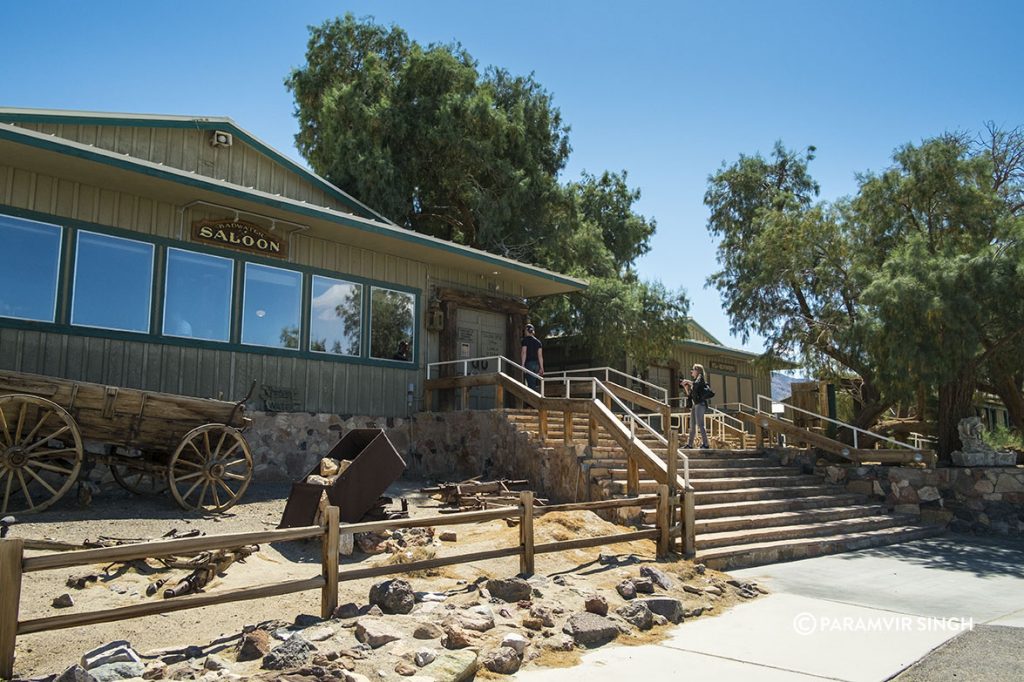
436, 287, 528, 315
336, 547, 520, 582
604, 381, 667, 414
536, 495, 660, 515
321, 506, 339, 620
627, 456, 640, 497
657, 485, 670, 557
533, 529, 659, 555
538, 406, 548, 441
682, 490, 696, 557
425, 374, 498, 391
563, 411, 573, 446
520, 491, 535, 576
0, 539, 23, 680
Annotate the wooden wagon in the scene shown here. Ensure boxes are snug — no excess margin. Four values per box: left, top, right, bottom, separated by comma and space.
0, 369, 254, 515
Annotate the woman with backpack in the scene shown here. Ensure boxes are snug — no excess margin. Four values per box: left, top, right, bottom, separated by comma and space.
681, 363, 712, 449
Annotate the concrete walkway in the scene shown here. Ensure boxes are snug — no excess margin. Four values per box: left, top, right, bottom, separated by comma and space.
516, 534, 1024, 681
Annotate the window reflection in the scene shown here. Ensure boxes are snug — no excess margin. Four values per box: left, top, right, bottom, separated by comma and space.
310, 276, 362, 356
370, 287, 415, 361
0, 214, 62, 322
241, 263, 301, 349
163, 248, 233, 342
71, 231, 153, 333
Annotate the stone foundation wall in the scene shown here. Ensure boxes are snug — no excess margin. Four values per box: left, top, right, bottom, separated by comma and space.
821, 462, 1024, 536
246, 410, 586, 503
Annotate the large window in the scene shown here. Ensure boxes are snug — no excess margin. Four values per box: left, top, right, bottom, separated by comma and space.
163, 248, 234, 342
309, 275, 362, 356
369, 286, 415, 362
241, 263, 301, 349
71, 231, 154, 333
0, 214, 62, 322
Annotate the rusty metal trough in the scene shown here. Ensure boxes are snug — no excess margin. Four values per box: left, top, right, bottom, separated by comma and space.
279, 428, 406, 527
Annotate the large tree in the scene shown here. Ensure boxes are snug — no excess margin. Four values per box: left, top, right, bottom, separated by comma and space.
704, 143, 890, 429
286, 14, 569, 253
288, 15, 689, 368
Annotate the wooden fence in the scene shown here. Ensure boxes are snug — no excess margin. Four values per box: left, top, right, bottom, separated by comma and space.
0, 488, 675, 679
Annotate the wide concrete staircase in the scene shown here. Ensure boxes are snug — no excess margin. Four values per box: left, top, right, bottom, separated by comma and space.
503, 408, 941, 571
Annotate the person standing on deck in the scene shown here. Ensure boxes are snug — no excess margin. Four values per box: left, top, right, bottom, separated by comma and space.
520, 324, 544, 391
683, 363, 711, 448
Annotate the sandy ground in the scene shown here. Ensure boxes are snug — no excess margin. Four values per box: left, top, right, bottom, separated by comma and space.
7, 477, 750, 680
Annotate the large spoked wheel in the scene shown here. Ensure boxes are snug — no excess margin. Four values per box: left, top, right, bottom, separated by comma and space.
168, 424, 253, 512
111, 455, 168, 495
0, 394, 84, 514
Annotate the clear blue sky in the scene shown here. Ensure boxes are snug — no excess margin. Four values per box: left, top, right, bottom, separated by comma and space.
3, 1, 1022, 353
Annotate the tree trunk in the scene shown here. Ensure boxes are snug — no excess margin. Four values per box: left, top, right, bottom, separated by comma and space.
990, 370, 1024, 432
937, 367, 977, 463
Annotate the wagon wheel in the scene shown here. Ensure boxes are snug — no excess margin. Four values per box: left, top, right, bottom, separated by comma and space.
0, 394, 84, 514
111, 456, 168, 495
168, 424, 253, 512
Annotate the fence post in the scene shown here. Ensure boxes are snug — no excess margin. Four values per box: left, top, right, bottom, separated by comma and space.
665, 407, 678, 496
563, 410, 573, 446
656, 485, 670, 557
1, 539, 24, 680
588, 408, 599, 447
626, 453, 639, 497
461, 386, 469, 410
520, 491, 535, 576
320, 507, 340, 620
682, 489, 696, 557
495, 384, 504, 410
538, 406, 548, 441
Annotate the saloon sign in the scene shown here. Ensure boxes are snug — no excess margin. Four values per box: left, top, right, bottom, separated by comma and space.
191, 219, 288, 259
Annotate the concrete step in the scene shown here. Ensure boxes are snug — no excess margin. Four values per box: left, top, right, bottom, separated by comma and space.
695, 514, 911, 550
686, 475, 824, 491
697, 524, 943, 571
688, 466, 804, 479
694, 485, 841, 504
693, 504, 886, 534
686, 457, 772, 468
695, 494, 867, 519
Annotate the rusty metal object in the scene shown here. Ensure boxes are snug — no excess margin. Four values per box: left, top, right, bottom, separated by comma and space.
279, 429, 406, 527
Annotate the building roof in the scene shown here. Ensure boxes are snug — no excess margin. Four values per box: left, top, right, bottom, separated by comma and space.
0, 111, 587, 298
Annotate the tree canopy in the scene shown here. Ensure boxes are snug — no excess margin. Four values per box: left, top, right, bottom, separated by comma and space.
288, 14, 688, 367
706, 128, 1024, 457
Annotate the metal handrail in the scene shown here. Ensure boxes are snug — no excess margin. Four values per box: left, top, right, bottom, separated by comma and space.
752, 394, 918, 451
426, 357, 690, 488
545, 367, 669, 403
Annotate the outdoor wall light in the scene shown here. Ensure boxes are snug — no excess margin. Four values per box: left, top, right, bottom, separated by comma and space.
913, 452, 923, 462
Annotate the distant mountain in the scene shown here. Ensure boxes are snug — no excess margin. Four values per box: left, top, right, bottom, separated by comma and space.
772, 372, 809, 402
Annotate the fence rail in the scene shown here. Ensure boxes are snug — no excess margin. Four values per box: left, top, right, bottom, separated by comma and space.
0, 490, 674, 679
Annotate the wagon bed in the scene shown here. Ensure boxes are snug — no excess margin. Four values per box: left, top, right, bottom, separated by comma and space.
0, 369, 254, 515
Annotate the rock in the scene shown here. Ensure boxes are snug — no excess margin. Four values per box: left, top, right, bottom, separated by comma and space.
561, 612, 619, 647
615, 602, 654, 630
457, 605, 495, 631
342, 673, 372, 682
439, 531, 458, 542
704, 585, 723, 596
262, 634, 316, 670
482, 647, 521, 675
441, 621, 474, 649
415, 647, 438, 666
142, 661, 167, 680
303, 625, 335, 642
420, 649, 479, 682
633, 577, 655, 594
528, 604, 555, 627
584, 595, 608, 616
90, 662, 146, 682
414, 621, 444, 639
294, 614, 322, 627
917, 486, 941, 502
53, 592, 75, 608
416, 591, 448, 603
339, 532, 355, 556
694, 563, 706, 575
203, 655, 229, 671
500, 633, 529, 656
486, 577, 532, 602
333, 602, 360, 619
682, 584, 702, 595
640, 566, 673, 590
637, 597, 684, 624
369, 579, 416, 615
542, 635, 575, 652
82, 641, 141, 670
355, 618, 402, 649
366, 604, 384, 617
616, 580, 636, 600
55, 665, 99, 682
237, 629, 272, 661
521, 616, 545, 630
395, 661, 418, 676
684, 606, 707, 618
652, 614, 669, 626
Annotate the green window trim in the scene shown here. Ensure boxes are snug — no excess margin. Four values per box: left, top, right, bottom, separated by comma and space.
0, 204, 422, 370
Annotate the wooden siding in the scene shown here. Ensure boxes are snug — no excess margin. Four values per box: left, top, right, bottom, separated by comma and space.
0, 163, 527, 416
11, 122, 351, 214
